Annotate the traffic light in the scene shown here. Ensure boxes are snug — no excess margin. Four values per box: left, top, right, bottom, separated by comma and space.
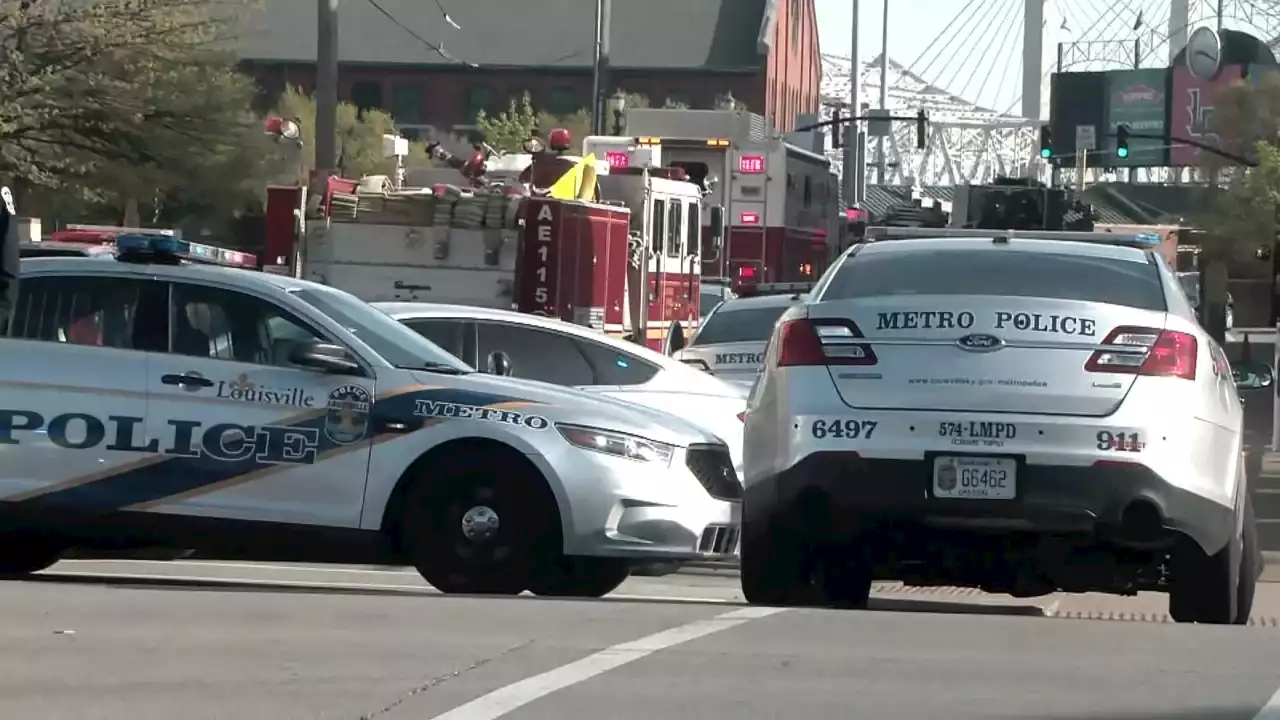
1038, 126, 1052, 158
916, 109, 927, 150
1116, 124, 1130, 159
831, 106, 843, 149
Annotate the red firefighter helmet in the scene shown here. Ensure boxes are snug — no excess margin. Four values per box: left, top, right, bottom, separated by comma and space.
548, 128, 572, 153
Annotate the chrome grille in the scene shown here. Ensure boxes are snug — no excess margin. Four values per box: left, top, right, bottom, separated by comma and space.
698, 524, 741, 555
685, 446, 742, 501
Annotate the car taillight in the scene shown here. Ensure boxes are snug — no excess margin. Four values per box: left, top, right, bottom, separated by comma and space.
775, 318, 877, 367
1085, 326, 1197, 380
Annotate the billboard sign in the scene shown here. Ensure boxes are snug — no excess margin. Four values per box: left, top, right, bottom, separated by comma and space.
1104, 69, 1169, 166
1169, 64, 1244, 166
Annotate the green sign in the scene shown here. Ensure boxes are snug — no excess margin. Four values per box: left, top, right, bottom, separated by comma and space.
1104, 69, 1168, 166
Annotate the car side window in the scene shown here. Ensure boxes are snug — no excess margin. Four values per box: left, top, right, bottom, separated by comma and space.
475, 322, 594, 385
9, 276, 165, 351
404, 318, 468, 360
575, 339, 660, 385
169, 283, 326, 368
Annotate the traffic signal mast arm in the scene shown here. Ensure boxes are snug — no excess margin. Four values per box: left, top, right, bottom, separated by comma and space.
795, 110, 930, 150
1040, 122, 1258, 167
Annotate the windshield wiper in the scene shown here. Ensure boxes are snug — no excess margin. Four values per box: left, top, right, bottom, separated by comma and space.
402, 362, 472, 375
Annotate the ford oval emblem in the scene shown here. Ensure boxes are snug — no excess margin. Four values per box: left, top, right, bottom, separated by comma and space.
956, 333, 1004, 352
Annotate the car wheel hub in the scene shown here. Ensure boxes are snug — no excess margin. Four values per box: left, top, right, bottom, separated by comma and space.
460, 505, 501, 542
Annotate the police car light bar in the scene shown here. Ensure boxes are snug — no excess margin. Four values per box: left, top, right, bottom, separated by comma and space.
114, 234, 258, 268
866, 226, 1163, 249
740, 281, 815, 297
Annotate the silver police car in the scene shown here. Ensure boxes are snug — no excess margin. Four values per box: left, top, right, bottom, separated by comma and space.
674, 285, 808, 388
741, 227, 1270, 624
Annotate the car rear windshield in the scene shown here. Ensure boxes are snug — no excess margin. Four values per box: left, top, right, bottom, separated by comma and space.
823, 249, 1167, 311
691, 305, 790, 346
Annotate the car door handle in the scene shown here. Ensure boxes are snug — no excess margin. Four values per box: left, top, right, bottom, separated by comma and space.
161, 373, 214, 388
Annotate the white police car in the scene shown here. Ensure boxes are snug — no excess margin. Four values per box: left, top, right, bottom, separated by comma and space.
674, 284, 809, 388
0, 234, 741, 597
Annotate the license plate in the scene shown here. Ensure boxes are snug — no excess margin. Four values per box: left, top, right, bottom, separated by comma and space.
932, 456, 1016, 500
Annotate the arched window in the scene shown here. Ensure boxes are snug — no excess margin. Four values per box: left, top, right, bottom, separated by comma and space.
349, 80, 383, 116
548, 86, 580, 116
391, 84, 423, 124
465, 84, 496, 123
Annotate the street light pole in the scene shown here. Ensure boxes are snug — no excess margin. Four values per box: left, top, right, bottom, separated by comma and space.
316, 0, 339, 183
844, 0, 860, 211
591, 0, 612, 135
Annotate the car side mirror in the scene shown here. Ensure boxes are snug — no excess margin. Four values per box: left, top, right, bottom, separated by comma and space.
708, 205, 725, 249
288, 340, 361, 374
664, 320, 686, 355
486, 350, 513, 376
1233, 361, 1274, 391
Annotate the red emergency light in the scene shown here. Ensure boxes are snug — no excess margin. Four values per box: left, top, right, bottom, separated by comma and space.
604, 151, 630, 169
737, 265, 757, 280
738, 155, 765, 174
740, 211, 760, 225
846, 207, 869, 222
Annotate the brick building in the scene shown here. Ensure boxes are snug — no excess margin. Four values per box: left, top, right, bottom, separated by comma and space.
238, 0, 822, 138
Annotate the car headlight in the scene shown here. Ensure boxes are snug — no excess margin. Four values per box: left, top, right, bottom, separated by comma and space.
556, 424, 675, 465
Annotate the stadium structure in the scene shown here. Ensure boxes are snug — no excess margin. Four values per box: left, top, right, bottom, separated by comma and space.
819, 0, 1280, 189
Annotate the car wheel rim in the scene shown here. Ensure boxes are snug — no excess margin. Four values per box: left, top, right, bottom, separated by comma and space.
445, 484, 518, 568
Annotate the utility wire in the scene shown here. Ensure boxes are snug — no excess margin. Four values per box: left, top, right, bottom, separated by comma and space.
939, 0, 1004, 97
974, 1, 1022, 111
915, 0, 986, 85
364, 0, 476, 67
904, 0, 981, 78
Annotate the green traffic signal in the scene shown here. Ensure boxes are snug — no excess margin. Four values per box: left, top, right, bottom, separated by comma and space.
1115, 124, 1130, 158
1040, 148, 1052, 158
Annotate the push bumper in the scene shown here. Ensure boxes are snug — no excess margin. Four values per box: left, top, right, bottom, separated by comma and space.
746, 452, 1235, 556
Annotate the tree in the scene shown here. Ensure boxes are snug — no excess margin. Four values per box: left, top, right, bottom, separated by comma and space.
0, 0, 282, 229
476, 93, 595, 154
1194, 73, 1280, 272
0, 0, 260, 183
270, 86, 430, 181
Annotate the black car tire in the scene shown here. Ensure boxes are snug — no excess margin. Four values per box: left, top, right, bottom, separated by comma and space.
401, 446, 560, 595
0, 536, 64, 577
527, 557, 631, 598
741, 513, 819, 606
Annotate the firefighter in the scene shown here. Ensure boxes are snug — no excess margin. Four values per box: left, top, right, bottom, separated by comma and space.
426, 132, 490, 188
0, 186, 17, 334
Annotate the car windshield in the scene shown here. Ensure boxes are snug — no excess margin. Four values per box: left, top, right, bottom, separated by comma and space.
825, 249, 1168, 311
290, 287, 473, 373
691, 304, 790, 346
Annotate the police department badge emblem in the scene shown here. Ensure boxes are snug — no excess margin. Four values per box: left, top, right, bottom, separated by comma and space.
325, 385, 371, 444
935, 459, 958, 493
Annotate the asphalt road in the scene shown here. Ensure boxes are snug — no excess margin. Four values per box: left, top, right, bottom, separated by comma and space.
4, 560, 1279, 719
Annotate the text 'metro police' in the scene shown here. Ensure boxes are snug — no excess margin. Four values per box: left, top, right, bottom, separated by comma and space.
875, 310, 1096, 337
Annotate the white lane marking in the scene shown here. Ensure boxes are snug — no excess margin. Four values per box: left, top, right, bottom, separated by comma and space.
429, 606, 784, 720
1252, 684, 1280, 720
39, 570, 737, 606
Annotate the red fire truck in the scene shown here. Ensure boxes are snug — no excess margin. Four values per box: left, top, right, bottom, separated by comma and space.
264, 130, 720, 352
582, 108, 840, 293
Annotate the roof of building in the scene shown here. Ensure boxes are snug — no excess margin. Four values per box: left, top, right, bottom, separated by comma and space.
238, 0, 777, 71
